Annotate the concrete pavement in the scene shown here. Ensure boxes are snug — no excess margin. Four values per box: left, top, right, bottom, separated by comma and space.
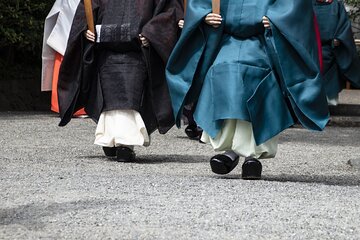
0, 112, 360, 239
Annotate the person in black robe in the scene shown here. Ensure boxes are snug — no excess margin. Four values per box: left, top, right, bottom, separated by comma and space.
57, 0, 183, 161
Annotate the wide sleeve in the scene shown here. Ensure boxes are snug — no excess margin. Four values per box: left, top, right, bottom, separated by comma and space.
140, 0, 184, 63
266, 0, 329, 131
165, 0, 224, 125
58, 0, 100, 126
41, 0, 62, 92
333, 1, 360, 87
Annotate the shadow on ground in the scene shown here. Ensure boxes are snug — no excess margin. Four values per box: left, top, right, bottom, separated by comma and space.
0, 199, 127, 230
212, 173, 360, 187
77, 154, 208, 164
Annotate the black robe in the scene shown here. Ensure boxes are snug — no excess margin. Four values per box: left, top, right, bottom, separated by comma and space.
58, 0, 183, 134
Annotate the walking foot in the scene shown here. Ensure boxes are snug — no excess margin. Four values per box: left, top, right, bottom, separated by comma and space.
116, 146, 135, 162
185, 125, 203, 139
241, 157, 262, 180
210, 151, 239, 174
103, 146, 117, 157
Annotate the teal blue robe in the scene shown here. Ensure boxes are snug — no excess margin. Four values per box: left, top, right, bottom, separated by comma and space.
314, 0, 360, 99
166, 0, 329, 145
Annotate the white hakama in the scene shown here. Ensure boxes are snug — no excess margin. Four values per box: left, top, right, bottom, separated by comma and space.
94, 110, 150, 148
201, 119, 278, 159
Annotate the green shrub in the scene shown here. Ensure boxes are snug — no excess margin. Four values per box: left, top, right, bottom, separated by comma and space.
0, 0, 53, 64
344, 0, 360, 19
345, 0, 360, 4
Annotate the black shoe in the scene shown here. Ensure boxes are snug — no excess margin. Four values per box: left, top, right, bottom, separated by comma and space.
185, 125, 203, 139
103, 147, 117, 157
241, 157, 262, 180
116, 146, 135, 162
210, 151, 239, 175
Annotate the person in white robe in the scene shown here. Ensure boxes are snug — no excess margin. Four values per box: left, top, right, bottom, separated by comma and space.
41, 0, 84, 115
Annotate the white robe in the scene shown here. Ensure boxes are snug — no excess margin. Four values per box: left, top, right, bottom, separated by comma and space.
41, 0, 80, 91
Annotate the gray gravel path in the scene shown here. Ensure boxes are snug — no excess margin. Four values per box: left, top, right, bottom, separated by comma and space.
0, 112, 360, 240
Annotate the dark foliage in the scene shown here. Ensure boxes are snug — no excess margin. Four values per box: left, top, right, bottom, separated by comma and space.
0, 0, 53, 64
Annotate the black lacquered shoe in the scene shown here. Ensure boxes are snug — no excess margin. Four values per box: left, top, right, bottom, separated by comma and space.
241, 157, 262, 180
103, 147, 117, 157
116, 146, 135, 162
210, 151, 239, 175
185, 125, 203, 139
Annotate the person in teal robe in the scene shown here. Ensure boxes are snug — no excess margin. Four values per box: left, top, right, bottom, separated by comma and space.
166, 0, 330, 179
313, 0, 360, 105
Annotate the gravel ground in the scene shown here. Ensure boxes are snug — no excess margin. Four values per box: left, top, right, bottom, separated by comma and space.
0, 112, 359, 240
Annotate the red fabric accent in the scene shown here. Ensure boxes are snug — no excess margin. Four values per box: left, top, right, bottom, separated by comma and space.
313, 14, 323, 73
51, 53, 63, 113
51, 52, 86, 116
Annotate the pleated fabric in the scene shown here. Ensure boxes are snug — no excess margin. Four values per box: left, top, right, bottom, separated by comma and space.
201, 120, 278, 159
94, 110, 150, 147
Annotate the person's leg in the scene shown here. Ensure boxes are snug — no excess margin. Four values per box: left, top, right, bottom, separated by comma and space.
94, 109, 150, 161
202, 119, 278, 179
95, 49, 148, 161
232, 120, 278, 179
183, 104, 203, 140
201, 120, 239, 174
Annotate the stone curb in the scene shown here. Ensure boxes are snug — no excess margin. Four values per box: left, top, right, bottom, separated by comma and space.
329, 104, 360, 117
327, 116, 360, 127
